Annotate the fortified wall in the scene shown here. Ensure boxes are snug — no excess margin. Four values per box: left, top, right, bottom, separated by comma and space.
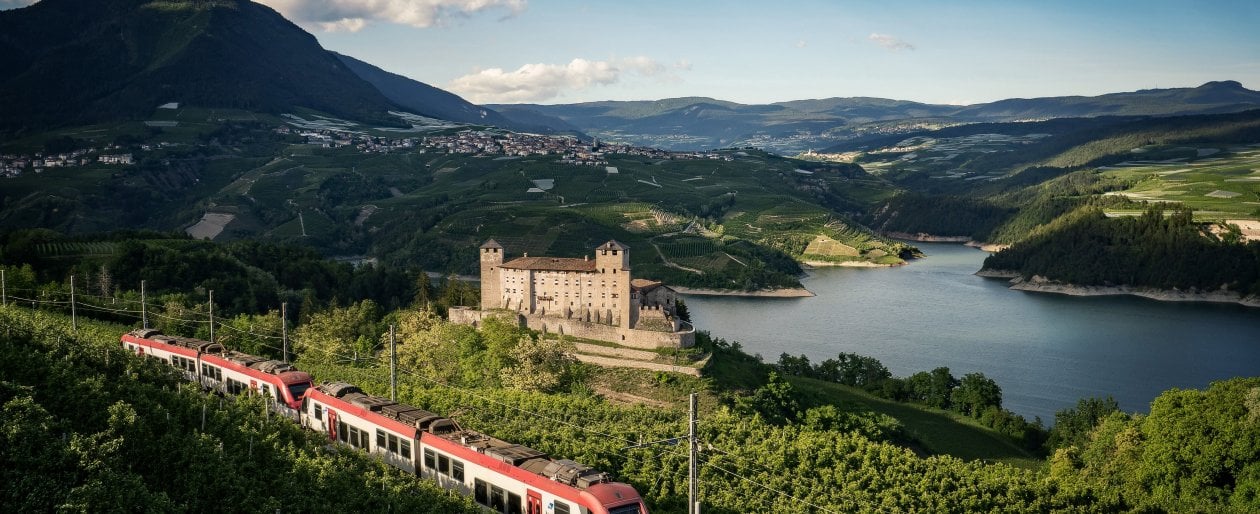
449, 240, 695, 349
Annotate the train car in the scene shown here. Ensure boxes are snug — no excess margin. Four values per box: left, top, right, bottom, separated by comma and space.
121, 329, 313, 415
304, 382, 648, 514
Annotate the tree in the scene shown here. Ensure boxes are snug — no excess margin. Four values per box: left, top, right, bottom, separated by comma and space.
500, 336, 578, 393
737, 371, 800, 424
218, 310, 284, 359
674, 298, 691, 323
414, 272, 434, 310
1047, 396, 1120, 450
907, 367, 958, 409
292, 300, 380, 366
392, 310, 480, 385
951, 372, 1002, 417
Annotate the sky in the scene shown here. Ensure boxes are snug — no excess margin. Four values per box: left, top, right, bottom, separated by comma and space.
6, 0, 1260, 106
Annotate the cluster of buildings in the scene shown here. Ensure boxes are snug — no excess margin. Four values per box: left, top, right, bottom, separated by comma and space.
450, 240, 695, 349
2, 146, 135, 179
420, 130, 733, 165
290, 127, 421, 154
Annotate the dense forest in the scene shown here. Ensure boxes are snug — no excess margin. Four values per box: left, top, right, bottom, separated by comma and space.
983, 206, 1260, 295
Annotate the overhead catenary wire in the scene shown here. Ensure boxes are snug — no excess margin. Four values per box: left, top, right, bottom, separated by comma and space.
5, 292, 850, 512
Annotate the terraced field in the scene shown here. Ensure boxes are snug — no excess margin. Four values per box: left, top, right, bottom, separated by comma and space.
1098, 143, 1260, 220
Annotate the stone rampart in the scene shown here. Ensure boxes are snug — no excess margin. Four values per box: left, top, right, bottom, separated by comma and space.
450, 307, 694, 349
572, 354, 702, 377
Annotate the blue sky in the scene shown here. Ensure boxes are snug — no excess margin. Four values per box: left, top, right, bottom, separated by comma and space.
7, 0, 1260, 105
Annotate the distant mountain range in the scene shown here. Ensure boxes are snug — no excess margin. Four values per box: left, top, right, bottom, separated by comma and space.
491, 81, 1260, 152
2, 0, 1258, 154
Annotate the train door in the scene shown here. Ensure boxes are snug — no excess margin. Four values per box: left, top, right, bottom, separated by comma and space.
526, 490, 542, 514
327, 410, 338, 441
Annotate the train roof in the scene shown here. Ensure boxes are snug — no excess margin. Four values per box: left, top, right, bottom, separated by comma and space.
125, 329, 308, 381
313, 381, 613, 490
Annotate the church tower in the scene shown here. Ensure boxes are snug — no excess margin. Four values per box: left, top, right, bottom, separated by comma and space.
479, 240, 504, 309
595, 240, 631, 327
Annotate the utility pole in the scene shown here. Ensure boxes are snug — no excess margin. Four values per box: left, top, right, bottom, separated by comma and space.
70, 275, 77, 332
140, 280, 148, 329
208, 290, 214, 343
390, 324, 397, 401
281, 302, 289, 363
621, 394, 700, 512
689, 392, 699, 514
2, 268, 6, 307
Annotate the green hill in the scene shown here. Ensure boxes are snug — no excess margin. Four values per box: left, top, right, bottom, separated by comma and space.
0, 0, 402, 135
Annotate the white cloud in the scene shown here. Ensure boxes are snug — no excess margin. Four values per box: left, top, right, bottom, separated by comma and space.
258, 0, 527, 32
0, 0, 39, 10
448, 57, 682, 104
868, 33, 916, 51
795, 40, 807, 49
673, 59, 693, 71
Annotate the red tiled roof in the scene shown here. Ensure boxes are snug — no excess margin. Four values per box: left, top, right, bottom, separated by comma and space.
500, 257, 598, 272
630, 279, 663, 291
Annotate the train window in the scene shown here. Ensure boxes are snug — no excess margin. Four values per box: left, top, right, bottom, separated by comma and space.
452, 460, 464, 482
388, 434, 398, 454
438, 454, 450, 475
261, 384, 271, 399
338, 421, 348, 443
423, 449, 435, 469
555, 503, 570, 514
376, 429, 386, 450
474, 479, 489, 505
227, 379, 245, 395
507, 493, 522, 514
314, 404, 323, 421
359, 429, 370, 450
400, 440, 411, 460
490, 486, 506, 513
608, 505, 642, 514
287, 382, 311, 401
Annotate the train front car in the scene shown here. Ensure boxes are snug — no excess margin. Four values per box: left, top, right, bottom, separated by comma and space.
581, 482, 648, 514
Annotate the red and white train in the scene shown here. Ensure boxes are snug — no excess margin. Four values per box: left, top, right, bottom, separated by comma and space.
121, 329, 648, 514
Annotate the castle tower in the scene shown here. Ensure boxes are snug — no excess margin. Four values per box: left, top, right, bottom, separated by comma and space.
479, 239, 504, 309
595, 240, 631, 327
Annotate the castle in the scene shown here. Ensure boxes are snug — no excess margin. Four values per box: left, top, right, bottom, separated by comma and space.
449, 240, 695, 349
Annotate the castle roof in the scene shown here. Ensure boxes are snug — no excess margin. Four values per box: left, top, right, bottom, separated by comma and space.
599, 240, 629, 251
630, 279, 664, 292
501, 257, 598, 272
480, 239, 504, 250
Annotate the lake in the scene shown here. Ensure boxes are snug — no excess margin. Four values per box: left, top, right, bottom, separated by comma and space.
683, 242, 1260, 423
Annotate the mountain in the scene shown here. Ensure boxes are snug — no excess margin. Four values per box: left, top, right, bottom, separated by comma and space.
0, 0, 402, 134
493, 82, 1260, 153
334, 52, 583, 136
951, 80, 1260, 120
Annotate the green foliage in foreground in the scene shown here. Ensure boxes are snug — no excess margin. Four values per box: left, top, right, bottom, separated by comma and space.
1050, 379, 1260, 513
0, 306, 478, 513
5, 303, 1260, 512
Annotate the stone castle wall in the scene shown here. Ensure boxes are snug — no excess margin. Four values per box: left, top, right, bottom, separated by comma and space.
448, 307, 694, 349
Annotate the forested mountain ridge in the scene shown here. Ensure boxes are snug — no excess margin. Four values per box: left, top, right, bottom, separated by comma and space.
492, 82, 1260, 152
0, 0, 415, 134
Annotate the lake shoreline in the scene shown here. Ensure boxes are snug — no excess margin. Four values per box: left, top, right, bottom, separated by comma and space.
672, 286, 816, 298
979, 270, 1260, 308
884, 232, 1009, 252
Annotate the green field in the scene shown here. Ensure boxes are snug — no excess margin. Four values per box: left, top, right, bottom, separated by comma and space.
1098, 144, 1260, 220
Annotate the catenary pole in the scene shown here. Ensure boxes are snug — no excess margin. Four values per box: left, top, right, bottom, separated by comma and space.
281, 302, 289, 363
690, 392, 699, 514
140, 280, 148, 329
70, 275, 77, 331
208, 290, 214, 343
390, 324, 398, 401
